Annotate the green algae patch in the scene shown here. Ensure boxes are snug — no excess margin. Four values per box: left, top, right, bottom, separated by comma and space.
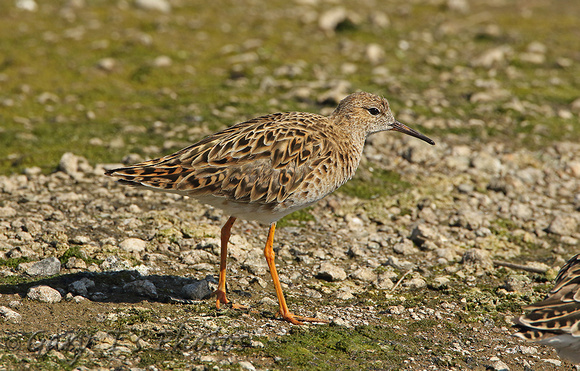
340, 168, 411, 200
261, 325, 410, 369
278, 207, 315, 228
0, 257, 31, 269
59, 245, 102, 267
249, 321, 480, 370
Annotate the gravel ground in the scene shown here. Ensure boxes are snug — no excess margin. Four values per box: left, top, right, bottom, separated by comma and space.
1, 134, 579, 369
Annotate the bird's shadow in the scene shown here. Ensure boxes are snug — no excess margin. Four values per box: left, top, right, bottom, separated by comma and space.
0, 270, 226, 304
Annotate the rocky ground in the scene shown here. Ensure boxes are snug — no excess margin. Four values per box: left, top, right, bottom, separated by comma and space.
1, 0, 580, 370
1, 135, 579, 369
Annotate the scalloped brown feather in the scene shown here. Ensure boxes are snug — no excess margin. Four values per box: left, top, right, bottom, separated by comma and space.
106, 112, 357, 219
513, 254, 580, 363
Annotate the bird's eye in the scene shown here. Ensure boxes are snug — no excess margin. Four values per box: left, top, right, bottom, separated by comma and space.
367, 107, 380, 116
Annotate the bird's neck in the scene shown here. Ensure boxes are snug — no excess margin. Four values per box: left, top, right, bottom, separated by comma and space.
338, 133, 366, 182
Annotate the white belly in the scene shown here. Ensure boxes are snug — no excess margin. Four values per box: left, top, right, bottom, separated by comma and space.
194, 195, 316, 225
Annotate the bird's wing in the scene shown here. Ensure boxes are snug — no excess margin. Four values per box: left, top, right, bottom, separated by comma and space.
514, 254, 580, 337
105, 112, 335, 205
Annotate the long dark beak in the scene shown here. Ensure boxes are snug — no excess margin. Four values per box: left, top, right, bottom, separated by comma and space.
391, 121, 435, 145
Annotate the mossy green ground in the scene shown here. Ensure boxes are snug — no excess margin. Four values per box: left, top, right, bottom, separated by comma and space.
1, 0, 579, 369
1, 0, 579, 174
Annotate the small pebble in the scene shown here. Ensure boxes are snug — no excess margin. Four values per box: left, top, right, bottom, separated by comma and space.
27, 285, 62, 303
316, 262, 347, 282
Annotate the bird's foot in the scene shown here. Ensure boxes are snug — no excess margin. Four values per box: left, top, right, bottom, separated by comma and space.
278, 311, 329, 325
215, 289, 229, 309
215, 290, 248, 310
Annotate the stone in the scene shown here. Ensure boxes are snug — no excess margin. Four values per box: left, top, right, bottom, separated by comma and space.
100, 256, 131, 271
153, 55, 172, 67
527, 41, 547, 54
69, 277, 95, 296
27, 285, 62, 303
259, 296, 278, 307
436, 247, 460, 262
350, 267, 375, 282
119, 238, 147, 253
71, 235, 91, 244
65, 256, 87, 270
24, 166, 42, 176
487, 177, 510, 194
8, 247, 31, 260
445, 155, 470, 171
472, 46, 511, 68
123, 280, 158, 299
370, 12, 390, 28
410, 225, 439, 248
510, 202, 533, 221
24, 257, 61, 277
238, 361, 256, 371
335, 287, 354, 300
0, 206, 17, 217
471, 153, 502, 174
331, 317, 353, 328
15, 0, 37, 11
571, 97, 580, 113
8, 300, 21, 308
449, 209, 485, 230
200, 355, 218, 363
567, 161, 580, 177
97, 57, 116, 71
135, 0, 171, 13
520, 52, 545, 64
504, 274, 531, 292
366, 44, 385, 65
387, 305, 405, 315
0, 306, 22, 323
546, 215, 578, 236
461, 249, 493, 270
392, 238, 418, 255
517, 345, 538, 355
404, 277, 427, 289
318, 7, 347, 34
249, 339, 265, 348
488, 356, 510, 371
181, 249, 214, 265
402, 140, 435, 164
58, 152, 79, 176
182, 279, 214, 300
384, 256, 415, 271
316, 262, 347, 282
457, 183, 474, 194
431, 276, 451, 289
374, 272, 395, 290
542, 359, 562, 367
241, 249, 268, 276
37, 92, 59, 104
447, 0, 469, 13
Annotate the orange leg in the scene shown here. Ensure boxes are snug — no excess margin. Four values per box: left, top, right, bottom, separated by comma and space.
216, 216, 236, 309
264, 222, 328, 325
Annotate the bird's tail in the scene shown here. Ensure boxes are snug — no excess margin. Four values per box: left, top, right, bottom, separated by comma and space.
105, 165, 193, 191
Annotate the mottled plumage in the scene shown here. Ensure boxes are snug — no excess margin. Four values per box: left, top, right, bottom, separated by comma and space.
513, 254, 580, 363
106, 91, 435, 324
109, 112, 360, 223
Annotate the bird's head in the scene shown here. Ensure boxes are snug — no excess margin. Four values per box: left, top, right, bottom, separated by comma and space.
331, 91, 435, 145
